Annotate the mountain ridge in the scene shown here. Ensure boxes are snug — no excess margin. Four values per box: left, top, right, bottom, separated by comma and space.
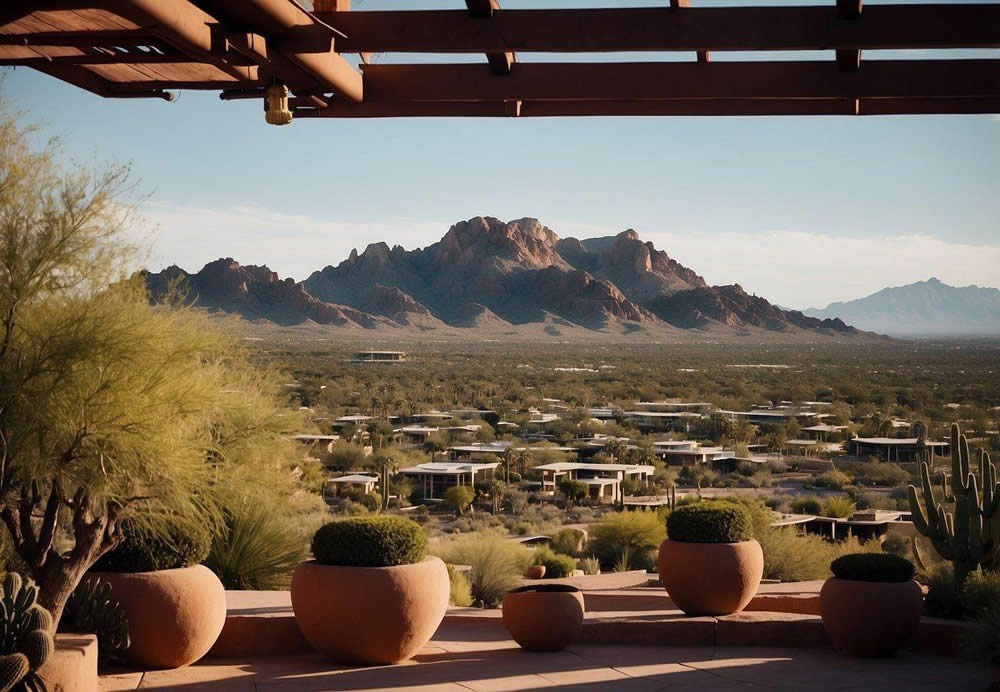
142, 216, 869, 339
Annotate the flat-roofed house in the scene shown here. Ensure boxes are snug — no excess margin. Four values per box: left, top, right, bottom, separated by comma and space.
400, 461, 501, 500
351, 350, 407, 363
325, 473, 378, 497
801, 424, 849, 441
533, 462, 654, 504
658, 445, 735, 467
851, 437, 949, 463
624, 410, 703, 431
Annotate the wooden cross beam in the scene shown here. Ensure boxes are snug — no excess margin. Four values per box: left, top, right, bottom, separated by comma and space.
465, 0, 514, 75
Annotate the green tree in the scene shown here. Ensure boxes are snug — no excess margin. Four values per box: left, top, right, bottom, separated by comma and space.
443, 485, 474, 515
0, 109, 318, 625
558, 478, 588, 507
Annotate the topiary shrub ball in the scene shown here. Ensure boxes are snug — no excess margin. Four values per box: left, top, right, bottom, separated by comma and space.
95, 521, 211, 573
666, 501, 753, 543
830, 553, 915, 583
312, 516, 427, 567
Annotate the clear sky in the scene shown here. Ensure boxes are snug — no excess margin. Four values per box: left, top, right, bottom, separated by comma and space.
5, 0, 1000, 309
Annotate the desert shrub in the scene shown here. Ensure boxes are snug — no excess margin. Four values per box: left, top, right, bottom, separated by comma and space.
881, 533, 908, 556
921, 563, 962, 618
326, 441, 368, 472
95, 520, 211, 573
204, 503, 308, 590
736, 461, 757, 478
311, 516, 427, 567
851, 462, 910, 487
532, 546, 577, 579
433, 532, 530, 607
814, 470, 851, 490
831, 553, 915, 582
667, 502, 752, 543
358, 492, 381, 512
444, 485, 475, 515
549, 528, 584, 557
589, 511, 665, 572
790, 496, 822, 515
513, 522, 534, 536
334, 499, 369, 516
962, 571, 1000, 619
823, 497, 855, 518
766, 459, 789, 474
558, 478, 588, 506
446, 564, 473, 607
578, 556, 601, 576
750, 470, 773, 488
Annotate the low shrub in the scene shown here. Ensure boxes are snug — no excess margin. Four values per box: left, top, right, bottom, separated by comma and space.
814, 470, 851, 490
921, 563, 963, 619
589, 511, 665, 572
446, 564, 473, 607
205, 503, 308, 590
357, 492, 381, 512
823, 496, 855, 518
311, 516, 427, 567
433, 531, 530, 608
667, 501, 752, 543
549, 528, 584, 557
532, 546, 577, 579
851, 462, 911, 487
790, 496, 822, 515
578, 556, 601, 576
965, 603, 1000, 667
95, 520, 211, 573
830, 553, 915, 582
558, 478, 588, 506
962, 571, 1000, 619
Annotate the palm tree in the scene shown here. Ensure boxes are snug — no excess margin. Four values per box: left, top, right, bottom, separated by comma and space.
373, 450, 401, 512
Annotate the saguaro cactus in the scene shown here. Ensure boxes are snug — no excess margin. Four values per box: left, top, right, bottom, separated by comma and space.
907, 423, 1000, 588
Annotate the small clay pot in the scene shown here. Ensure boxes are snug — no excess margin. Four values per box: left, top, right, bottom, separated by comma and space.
524, 565, 547, 579
658, 539, 763, 616
292, 556, 449, 665
820, 578, 922, 657
502, 584, 585, 651
90, 565, 226, 668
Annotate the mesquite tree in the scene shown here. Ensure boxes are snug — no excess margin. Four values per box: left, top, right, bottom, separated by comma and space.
0, 107, 313, 625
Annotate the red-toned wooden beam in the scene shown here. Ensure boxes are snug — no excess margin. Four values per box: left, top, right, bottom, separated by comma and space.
361, 60, 1000, 102
465, 0, 514, 76
323, 5, 1000, 53
836, 0, 863, 72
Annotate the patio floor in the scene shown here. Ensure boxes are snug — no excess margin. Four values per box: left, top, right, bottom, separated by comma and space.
100, 620, 988, 691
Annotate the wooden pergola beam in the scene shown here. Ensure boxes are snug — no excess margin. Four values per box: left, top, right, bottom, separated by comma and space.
360, 60, 1000, 102
322, 5, 1000, 54
293, 97, 1000, 118
464, 0, 514, 75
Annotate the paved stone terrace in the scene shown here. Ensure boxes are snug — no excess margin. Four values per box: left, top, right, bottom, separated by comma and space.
101, 620, 987, 691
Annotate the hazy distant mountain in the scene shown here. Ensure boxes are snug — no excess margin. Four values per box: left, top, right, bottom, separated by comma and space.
803, 278, 1000, 336
143, 216, 867, 339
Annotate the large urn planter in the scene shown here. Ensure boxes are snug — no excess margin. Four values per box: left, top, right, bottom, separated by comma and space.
820, 553, 922, 657
90, 566, 226, 668
503, 584, 585, 651
659, 502, 763, 616
293, 516, 448, 665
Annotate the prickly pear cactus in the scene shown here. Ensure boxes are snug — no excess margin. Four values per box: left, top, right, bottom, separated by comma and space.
62, 578, 130, 662
0, 572, 55, 691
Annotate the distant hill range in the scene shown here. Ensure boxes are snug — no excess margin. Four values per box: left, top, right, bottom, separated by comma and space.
142, 216, 865, 339
803, 278, 1000, 336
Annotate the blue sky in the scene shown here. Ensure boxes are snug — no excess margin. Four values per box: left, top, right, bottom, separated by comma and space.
5, 0, 1000, 309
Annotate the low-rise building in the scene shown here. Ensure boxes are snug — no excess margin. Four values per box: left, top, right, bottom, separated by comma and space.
658, 445, 735, 467
351, 350, 407, 363
325, 473, 378, 497
851, 437, 949, 462
533, 461, 655, 504
400, 461, 501, 500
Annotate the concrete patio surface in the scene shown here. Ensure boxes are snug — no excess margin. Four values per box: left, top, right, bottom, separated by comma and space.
101, 620, 988, 691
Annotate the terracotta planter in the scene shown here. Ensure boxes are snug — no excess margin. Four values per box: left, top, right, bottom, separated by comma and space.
291, 556, 449, 665
502, 584, 585, 651
38, 634, 97, 692
90, 565, 226, 668
658, 539, 763, 616
524, 565, 546, 579
820, 578, 922, 657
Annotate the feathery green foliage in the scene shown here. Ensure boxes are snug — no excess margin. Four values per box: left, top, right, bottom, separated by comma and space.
590, 511, 665, 571
204, 503, 309, 590
443, 486, 475, 515
446, 564, 473, 607
433, 532, 529, 608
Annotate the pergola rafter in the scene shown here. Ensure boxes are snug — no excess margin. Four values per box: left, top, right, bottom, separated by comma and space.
3, 0, 999, 120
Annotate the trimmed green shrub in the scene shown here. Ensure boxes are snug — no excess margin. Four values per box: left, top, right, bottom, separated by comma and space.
532, 546, 576, 579
830, 553, 915, 582
962, 571, 1000, 618
667, 501, 752, 543
95, 521, 211, 573
311, 516, 427, 567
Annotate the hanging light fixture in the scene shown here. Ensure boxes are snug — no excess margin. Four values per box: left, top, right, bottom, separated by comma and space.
264, 83, 292, 126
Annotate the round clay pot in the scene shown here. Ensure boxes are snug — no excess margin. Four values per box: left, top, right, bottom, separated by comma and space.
524, 565, 546, 579
502, 584, 585, 651
820, 578, 922, 657
291, 556, 449, 665
89, 565, 226, 668
657, 539, 763, 616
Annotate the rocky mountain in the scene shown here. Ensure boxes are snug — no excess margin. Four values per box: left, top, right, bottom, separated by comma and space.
144, 216, 868, 338
803, 278, 1000, 336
